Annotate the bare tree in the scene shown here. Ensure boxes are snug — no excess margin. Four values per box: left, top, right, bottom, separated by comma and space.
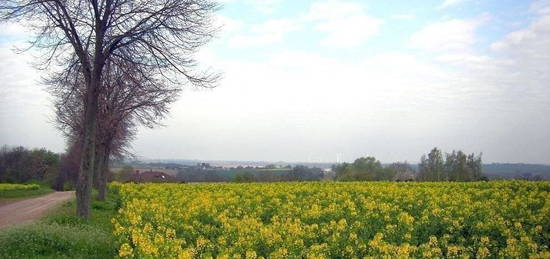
51, 54, 180, 201
1, 0, 219, 218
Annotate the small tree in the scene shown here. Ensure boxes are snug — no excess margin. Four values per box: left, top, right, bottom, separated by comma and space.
387, 162, 415, 181
418, 148, 445, 181
334, 157, 389, 181
418, 148, 483, 181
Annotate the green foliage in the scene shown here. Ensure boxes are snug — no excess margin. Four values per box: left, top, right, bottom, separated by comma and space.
46, 189, 120, 232
417, 148, 445, 181
0, 183, 40, 191
418, 147, 483, 181
0, 223, 113, 259
0, 189, 120, 258
112, 181, 550, 258
285, 165, 324, 181
334, 156, 395, 181
0, 184, 52, 198
0, 146, 61, 188
234, 172, 256, 182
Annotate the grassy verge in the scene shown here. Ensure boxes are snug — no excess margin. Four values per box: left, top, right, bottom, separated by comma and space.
0, 186, 53, 199
0, 190, 119, 259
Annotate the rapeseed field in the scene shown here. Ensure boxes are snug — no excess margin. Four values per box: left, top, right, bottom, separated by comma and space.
112, 181, 549, 258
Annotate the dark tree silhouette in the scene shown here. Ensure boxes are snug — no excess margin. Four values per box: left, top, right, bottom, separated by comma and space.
1, 0, 219, 218
51, 55, 179, 200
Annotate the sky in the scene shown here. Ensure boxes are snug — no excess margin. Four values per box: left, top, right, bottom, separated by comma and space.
1, 0, 550, 164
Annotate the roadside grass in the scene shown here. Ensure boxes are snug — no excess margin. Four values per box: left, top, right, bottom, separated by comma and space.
0, 186, 54, 205
0, 189, 119, 259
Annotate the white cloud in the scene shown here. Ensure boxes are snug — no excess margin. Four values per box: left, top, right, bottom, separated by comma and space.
213, 15, 244, 35
219, 0, 282, 14
488, 14, 550, 88
410, 18, 484, 52
306, 0, 383, 48
391, 13, 416, 20
0, 22, 29, 37
2, 1, 550, 163
491, 15, 550, 53
440, 0, 468, 8
228, 19, 301, 47
530, 0, 550, 15
314, 14, 382, 48
133, 48, 477, 162
0, 44, 63, 152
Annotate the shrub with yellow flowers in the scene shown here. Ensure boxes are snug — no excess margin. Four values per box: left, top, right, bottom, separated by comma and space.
111, 181, 550, 258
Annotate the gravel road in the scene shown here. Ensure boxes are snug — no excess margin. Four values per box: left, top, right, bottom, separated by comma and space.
0, 191, 75, 229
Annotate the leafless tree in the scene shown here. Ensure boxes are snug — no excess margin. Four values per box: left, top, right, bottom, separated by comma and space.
1, 0, 220, 218
51, 54, 180, 201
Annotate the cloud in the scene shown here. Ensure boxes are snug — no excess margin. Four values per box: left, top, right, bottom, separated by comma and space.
0, 44, 63, 152
530, 0, 550, 15
228, 19, 301, 47
410, 17, 486, 52
219, 0, 282, 14
306, 0, 383, 48
491, 15, 550, 53
132, 48, 473, 162
439, 0, 468, 8
213, 15, 244, 35
489, 14, 550, 87
0, 22, 31, 41
177, 9, 550, 162
391, 13, 416, 20
2, 1, 550, 163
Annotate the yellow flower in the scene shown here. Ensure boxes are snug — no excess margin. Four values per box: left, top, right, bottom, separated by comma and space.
118, 243, 133, 258
245, 250, 257, 259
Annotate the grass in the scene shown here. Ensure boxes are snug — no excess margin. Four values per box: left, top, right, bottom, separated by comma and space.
0, 186, 53, 198
0, 189, 119, 259
0, 186, 54, 205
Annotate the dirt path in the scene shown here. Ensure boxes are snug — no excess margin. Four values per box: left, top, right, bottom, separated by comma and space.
0, 191, 75, 230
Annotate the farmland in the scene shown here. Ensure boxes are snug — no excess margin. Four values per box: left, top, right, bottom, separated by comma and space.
112, 181, 550, 258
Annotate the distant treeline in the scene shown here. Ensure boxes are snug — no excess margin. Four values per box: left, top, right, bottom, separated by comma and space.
0, 145, 77, 190
2, 145, 549, 187
0, 146, 60, 185
175, 165, 327, 183
483, 163, 550, 180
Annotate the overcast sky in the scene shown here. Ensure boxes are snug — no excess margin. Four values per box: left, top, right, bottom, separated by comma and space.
1, 0, 550, 164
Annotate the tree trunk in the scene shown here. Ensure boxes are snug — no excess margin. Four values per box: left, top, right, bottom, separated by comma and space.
76, 80, 100, 219
93, 140, 105, 191
97, 144, 109, 201
93, 141, 103, 190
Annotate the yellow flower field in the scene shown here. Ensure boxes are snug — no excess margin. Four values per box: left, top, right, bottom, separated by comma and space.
112, 181, 549, 258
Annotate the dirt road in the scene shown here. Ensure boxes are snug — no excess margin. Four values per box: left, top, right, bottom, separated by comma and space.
0, 191, 74, 229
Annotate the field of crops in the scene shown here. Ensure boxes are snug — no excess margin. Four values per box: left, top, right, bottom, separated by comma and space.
112, 181, 550, 258
0, 183, 40, 192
